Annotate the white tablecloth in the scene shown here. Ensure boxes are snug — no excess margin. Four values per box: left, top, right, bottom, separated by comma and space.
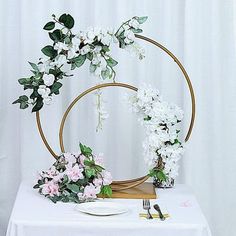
6, 182, 211, 236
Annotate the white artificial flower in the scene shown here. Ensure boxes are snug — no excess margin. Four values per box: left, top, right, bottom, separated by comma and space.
43, 96, 53, 105
38, 58, 52, 73
124, 29, 135, 44
80, 45, 91, 55
37, 85, 50, 98
67, 45, 79, 59
54, 42, 68, 53
125, 42, 145, 60
51, 55, 67, 67
42, 74, 55, 87
129, 18, 140, 29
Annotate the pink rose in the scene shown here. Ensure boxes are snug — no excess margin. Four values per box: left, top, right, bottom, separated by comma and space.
41, 181, 60, 197
66, 164, 84, 182
83, 184, 98, 199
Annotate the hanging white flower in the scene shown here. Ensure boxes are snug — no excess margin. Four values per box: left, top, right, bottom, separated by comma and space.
124, 30, 135, 44
42, 74, 55, 87
80, 45, 91, 55
129, 18, 140, 29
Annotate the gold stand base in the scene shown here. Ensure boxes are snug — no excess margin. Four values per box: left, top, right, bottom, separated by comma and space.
110, 182, 157, 199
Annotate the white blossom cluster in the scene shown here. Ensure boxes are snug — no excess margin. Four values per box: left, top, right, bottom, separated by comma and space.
36, 20, 145, 106
128, 84, 185, 184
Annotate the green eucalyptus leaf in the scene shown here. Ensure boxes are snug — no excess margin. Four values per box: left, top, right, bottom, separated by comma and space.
43, 21, 55, 30
59, 14, 74, 29
41, 45, 57, 59
89, 63, 96, 73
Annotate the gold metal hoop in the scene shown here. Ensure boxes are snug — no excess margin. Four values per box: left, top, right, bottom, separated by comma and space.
35, 35, 196, 190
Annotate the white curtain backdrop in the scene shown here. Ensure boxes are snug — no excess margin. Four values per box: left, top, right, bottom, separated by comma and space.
0, 1, 236, 236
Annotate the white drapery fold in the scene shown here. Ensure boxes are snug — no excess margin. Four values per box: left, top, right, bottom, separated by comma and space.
0, 1, 236, 236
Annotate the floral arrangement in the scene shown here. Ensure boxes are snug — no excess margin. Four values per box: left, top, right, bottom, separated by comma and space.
34, 143, 112, 203
13, 14, 147, 112
128, 84, 185, 187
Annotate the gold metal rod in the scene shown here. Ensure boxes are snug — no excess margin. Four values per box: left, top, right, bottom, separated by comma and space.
36, 111, 58, 159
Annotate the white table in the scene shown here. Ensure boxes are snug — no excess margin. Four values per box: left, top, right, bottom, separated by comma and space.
6, 181, 211, 236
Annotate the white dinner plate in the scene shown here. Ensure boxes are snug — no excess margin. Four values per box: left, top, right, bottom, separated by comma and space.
75, 202, 128, 216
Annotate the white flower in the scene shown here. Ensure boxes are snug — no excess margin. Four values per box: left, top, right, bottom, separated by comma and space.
124, 30, 135, 44
37, 85, 50, 98
125, 42, 145, 60
38, 58, 52, 73
42, 74, 54, 86
129, 18, 140, 29
67, 45, 79, 59
43, 96, 53, 105
54, 42, 68, 53
51, 55, 67, 67
80, 45, 91, 55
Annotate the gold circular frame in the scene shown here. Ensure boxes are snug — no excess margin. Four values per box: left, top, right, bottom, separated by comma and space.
35, 34, 196, 191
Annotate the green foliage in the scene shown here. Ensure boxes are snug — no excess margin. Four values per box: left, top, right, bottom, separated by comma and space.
144, 115, 152, 121
12, 95, 29, 109
43, 21, 55, 31
66, 183, 80, 193
41, 45, 57, 58
49, 29, 63, 42
149, 168, 167, 182
136, 16, 148, 24
79, 143, 92, 157
100, 185, 112, 197
32, 97, 43, 112
59, 13, 74, 29
70, 55, 86, 68
50, 81, 62, 94
106, 57, 118, 67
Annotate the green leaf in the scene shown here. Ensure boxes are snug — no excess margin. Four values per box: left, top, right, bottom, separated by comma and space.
86, 52, 93, 61
71, 55, 86, 68
101, 68, 110, 80
106, 57, 118, 67
102, 45, 110, 52
144, 116, 151, 121
67, 183, 80, 193
50, 81, 62, 94
18, 77, 31, 85
131, 28, 143, 33
59, 14, 74, 29
32, 97, 43, 112
41, 45, 57, 58
49, 29, 63, 42
100, 185, 112, 197
136, 16, 148, 24
79, 143, 92, 157
20, 101, 28, 109
85, 168, 96, 178
43, 21, 55, 30
28, 62, 39, 72
89, 63, 96, 73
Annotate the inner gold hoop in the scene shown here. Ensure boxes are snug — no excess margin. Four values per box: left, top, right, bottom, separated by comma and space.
36, 34, 196, 191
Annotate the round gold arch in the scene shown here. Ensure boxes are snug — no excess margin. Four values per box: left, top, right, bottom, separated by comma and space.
35, 34, 196, 191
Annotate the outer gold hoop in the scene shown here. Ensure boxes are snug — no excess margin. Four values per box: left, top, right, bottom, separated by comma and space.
35, 35, 196, 190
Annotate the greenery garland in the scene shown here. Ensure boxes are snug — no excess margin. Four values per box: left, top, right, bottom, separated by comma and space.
13, 14, 147, 112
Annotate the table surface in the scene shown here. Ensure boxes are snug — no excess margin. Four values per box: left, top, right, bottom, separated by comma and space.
6, 181, 212, 236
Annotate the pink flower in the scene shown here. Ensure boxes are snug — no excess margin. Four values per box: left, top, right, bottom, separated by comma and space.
94, 153, 104, 166
42, 166, 58, 179
93, 177, 103, 187
64, 153, 77, 164
41, 181, 60, 197
83, 184, 98, 199
66, 164, 84, 182
102, 171, 112, 185
78, 155, 86, 167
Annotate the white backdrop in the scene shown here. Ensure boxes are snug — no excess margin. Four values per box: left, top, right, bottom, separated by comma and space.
1, 1, 236, 236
